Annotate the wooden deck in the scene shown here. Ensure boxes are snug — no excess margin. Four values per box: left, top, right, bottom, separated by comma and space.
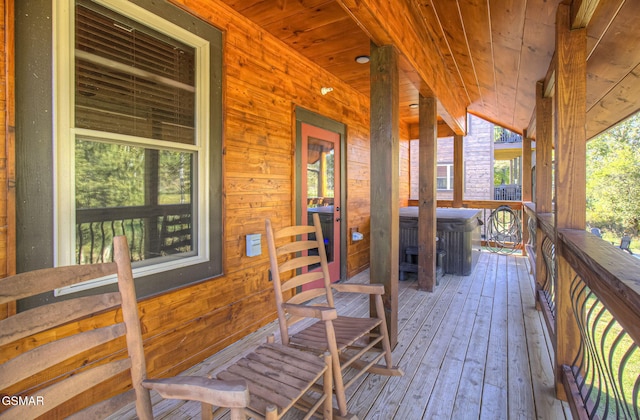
114, 251, 571, 419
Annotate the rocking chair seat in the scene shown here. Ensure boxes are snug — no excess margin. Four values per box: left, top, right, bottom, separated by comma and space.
290, 316, 382, 351
216, 343, 332, 418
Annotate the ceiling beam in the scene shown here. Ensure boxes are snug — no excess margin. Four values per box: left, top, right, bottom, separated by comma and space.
337, 0, 468, 135
408, 120, 456, 139
571, 0, 601, 29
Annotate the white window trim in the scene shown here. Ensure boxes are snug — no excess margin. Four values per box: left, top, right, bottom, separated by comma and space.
54, 0, 211, 295
437, 163, 454, 191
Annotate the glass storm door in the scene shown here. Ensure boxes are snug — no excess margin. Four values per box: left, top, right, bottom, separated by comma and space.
301, 123, 341, 286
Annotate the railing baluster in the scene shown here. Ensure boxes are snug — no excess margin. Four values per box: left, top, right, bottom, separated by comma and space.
77, 226, 84, 264
631, 355, 640, 418
89, 222, 96, 264
100, 221, 106, 263
129, 218, 135, 258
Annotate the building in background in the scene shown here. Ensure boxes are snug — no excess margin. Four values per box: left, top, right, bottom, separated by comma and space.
410, 114, 526, 201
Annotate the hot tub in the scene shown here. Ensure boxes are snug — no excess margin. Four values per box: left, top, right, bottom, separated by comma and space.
399, 207, 482, 276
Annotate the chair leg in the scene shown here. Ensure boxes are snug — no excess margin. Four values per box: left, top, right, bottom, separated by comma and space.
229, 407, 246, 420
324, 320, 348, 416
323, 352, 333, 419
265, 405, 278, 420
374, 294, 394, 368
201, 403, 214, 420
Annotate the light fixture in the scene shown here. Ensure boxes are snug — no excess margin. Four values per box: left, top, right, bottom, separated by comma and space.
355, 55, 370, 64
409, 103, 418, 109
320, 87, 334, 95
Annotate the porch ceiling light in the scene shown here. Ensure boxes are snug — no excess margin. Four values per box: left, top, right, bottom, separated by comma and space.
409, 103, 418, 109
355, 55, 370, 64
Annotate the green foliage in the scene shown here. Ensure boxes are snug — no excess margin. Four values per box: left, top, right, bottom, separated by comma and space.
75, 140, 192, 209
76, 140, 145, 209
494, 160, 510, 186
586, 113, 640, 237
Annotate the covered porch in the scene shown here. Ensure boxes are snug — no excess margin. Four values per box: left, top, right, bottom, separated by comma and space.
2, 0, 640, 418
114, 251, 570, 419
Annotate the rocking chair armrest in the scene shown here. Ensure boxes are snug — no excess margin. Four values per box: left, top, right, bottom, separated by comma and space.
331, 283, 385, 295
142, 376, 249, 408
283, 303, 338, 320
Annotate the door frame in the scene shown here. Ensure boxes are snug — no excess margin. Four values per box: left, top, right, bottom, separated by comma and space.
295, 107, 347, 282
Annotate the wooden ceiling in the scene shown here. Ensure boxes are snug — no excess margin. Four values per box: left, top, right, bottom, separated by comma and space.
223, 0, 640, 140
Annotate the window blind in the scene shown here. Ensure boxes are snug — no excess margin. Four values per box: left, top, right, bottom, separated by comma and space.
75, 1, 196, 144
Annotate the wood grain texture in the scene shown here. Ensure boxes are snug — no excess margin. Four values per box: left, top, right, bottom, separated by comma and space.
452, 134, 463, 207
0, 0, 15, 321
338, 0, 467, 134
554, 4, 587, 230
535, 80, 553, 297
418, 94, 437, 292
585, 0, 640, 138
369, 43, 400, 346
1, 0, 377, 414
554, 6, 587, 400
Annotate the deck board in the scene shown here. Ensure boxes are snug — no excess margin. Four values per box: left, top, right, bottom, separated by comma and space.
112, 251, 571, 420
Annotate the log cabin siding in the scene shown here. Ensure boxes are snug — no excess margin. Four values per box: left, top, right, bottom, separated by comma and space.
0, 0, 414, 414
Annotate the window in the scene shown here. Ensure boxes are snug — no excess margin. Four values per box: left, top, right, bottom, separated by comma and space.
16, 0, 222, 306
437, 163, 454, 190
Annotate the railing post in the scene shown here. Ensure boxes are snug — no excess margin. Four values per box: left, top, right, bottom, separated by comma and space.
553, 3, 587, 401
452, 134, 463, 208
417, 94, 437, 293
521, 132, 532, 255
534, 81, 552, 309
369, 43, 399, 348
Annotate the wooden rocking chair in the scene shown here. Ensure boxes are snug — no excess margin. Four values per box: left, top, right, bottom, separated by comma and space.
0, 236, 332, 420
265, 214, 403, 417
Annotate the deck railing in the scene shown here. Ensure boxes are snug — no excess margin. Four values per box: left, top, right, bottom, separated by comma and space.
423, 200, 524, 252
494, 184, 522, 201
524, 203, 640, 418
494, 127, 522, 143
76, 204, 192, 264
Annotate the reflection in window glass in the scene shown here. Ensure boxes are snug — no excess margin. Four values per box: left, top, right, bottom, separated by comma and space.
75, 139, 194, 264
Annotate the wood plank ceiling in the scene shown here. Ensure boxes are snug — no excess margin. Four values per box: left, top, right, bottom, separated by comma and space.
224, 0, 640, 140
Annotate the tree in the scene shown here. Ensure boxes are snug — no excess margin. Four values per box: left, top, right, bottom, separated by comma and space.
586, 113, 640, 237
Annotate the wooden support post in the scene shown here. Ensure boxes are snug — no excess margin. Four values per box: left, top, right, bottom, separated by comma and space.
2, 0, 17, 320
369, 43, 399, 348
418, 94, 437, 292
554, 3, 587, 401
521, 132, 532, 255
535, 81, 553, 305
453, 134, 463, 208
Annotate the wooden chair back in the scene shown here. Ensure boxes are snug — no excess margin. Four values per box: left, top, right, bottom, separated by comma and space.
0, 236, 154, 419
620, 235, 632, 253
266, 213, 334, 344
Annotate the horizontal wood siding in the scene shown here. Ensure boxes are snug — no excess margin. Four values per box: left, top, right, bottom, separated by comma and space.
0, 0, 413, 415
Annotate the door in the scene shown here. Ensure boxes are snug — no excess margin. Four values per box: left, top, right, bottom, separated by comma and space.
301, 123, 341, 285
